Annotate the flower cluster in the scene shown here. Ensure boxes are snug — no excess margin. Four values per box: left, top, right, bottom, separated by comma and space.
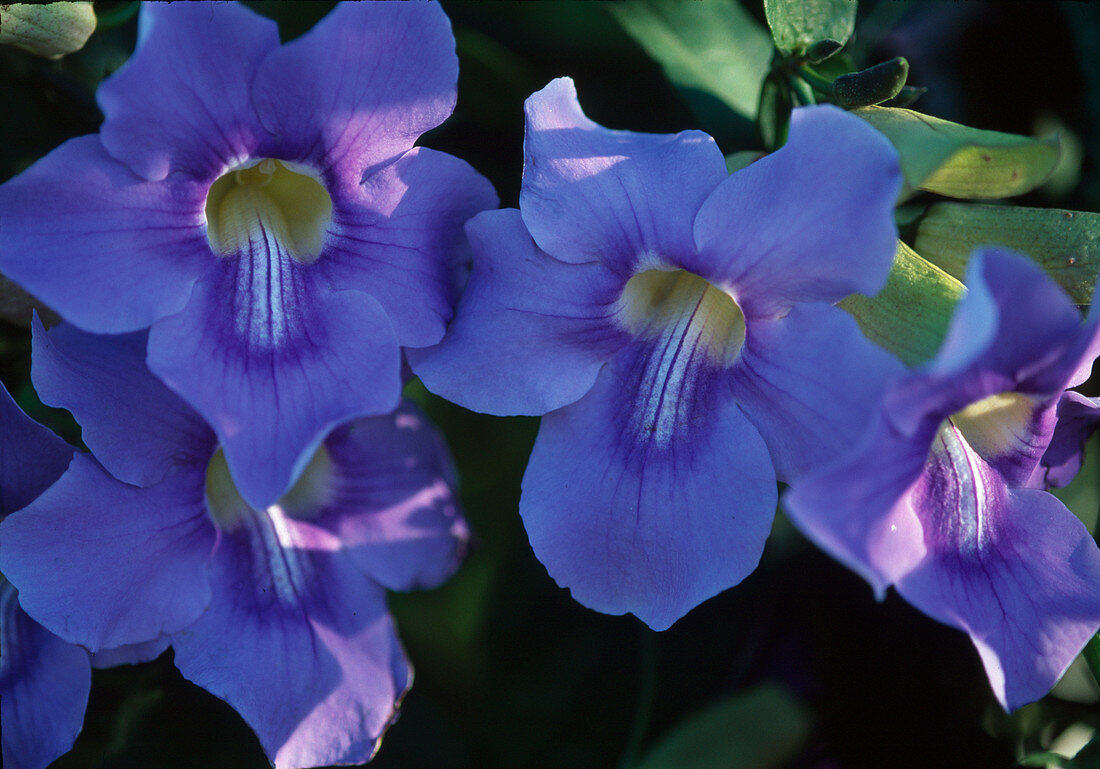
0, 2, 486, 767
2, 1, 1100, 767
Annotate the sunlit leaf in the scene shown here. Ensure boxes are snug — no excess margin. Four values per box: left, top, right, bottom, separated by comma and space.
0, 2, 96, 59
913, 203, 1099, 304
763, 0, 856, 55
1071, 734, 1100, 768
636, 684, 811, 769
855, 106, 1061, 200
608, 0, 772, 136
839, 240, 964, 367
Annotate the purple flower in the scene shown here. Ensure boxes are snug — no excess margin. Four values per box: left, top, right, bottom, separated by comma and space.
784, 248, 1100, 711
0, 382, 83, 769
0, 319, 469, 767
411, 78, 903, 630
0, 1, 497, 509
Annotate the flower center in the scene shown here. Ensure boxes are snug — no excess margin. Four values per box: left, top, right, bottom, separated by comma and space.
204, 445, 336, 530
204, 159, 332, 264
922, 392, 1035, 554
618, 269, 746, 365
943, 391, 1034, 463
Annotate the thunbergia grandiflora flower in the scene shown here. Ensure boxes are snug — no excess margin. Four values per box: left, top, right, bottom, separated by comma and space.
0, 319, 469, 767
0, 384, 82, 769
0, 1, 497, 508
412, 78, 904, 630
785, 249, 1100, 711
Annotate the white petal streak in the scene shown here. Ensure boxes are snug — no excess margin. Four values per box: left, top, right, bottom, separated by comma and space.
927, 421, 996, 555
631, 299, 707, 447
232, 220, 301, 350
237, 505, 315, 607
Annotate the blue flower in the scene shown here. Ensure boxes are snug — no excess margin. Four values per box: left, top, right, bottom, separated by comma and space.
0, 320, 469, 767
412, 78, 904, 630
0, 383, 82, 769
0, 1, 497, 509
785, 249, 1100, 711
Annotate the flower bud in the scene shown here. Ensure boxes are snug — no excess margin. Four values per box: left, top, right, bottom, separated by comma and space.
833, 57, 909, 108
805, 38, 842, 64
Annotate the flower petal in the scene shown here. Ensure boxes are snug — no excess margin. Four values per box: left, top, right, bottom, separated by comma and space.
693, 105, 901, 317
0, 582, 90, 769
31, 319, 213, 487
0, 456, 215, 651
172, 507, 410, 768
89, 636, 172, 670
1041, 392, 1100, 488
521, 347, 776, 631
97, 1, 277, 181
949, 250, 1084, 390
730, 303, 905, 482
322, 147, 498, 348
410, 208, 626, 415
0, 381, 71, 517
315, 401, 468, 591
147, 258, 401, 509
520, 77, 727, 271
896, 485, 1100, 711
0, 136, 209, 333
782, 416, 932, 598
252, 1, 458, 183
884, 251, 1088, 483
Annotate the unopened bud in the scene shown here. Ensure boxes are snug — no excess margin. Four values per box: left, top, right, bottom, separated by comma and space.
833, 57, 909, 108
805, 39, 842, 65
884, 86, 928, 109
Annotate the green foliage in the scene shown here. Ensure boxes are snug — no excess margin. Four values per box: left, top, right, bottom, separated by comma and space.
1085, 635, 1100, 701
757, 71, 793, 150
724, 150, 763, 175
1020, 735, 1100, 769
855, 107, 1061, 200
608, 0, 772, 141
763, 0, 856, 55
839, 241, 964, 367
913, 203, 1100, 304
0, 2, 97, 60
1019, 752, 1073, 768
636, 685, 811, 769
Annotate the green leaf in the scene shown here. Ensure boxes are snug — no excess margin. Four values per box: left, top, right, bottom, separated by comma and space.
913, 203, 1100, 304
1018, 751, 1073, 768
757, 72, 792, 151
763, 0, 856, 55
854, 107, 1061, 200
636, 684, 811, 769
608, 0, 772, 132
1071, 735, 1100, 769
1084, 635, 1100, 696
838, 241, 964, 367
724, 150, 763, 174
0, 2, 96, 59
